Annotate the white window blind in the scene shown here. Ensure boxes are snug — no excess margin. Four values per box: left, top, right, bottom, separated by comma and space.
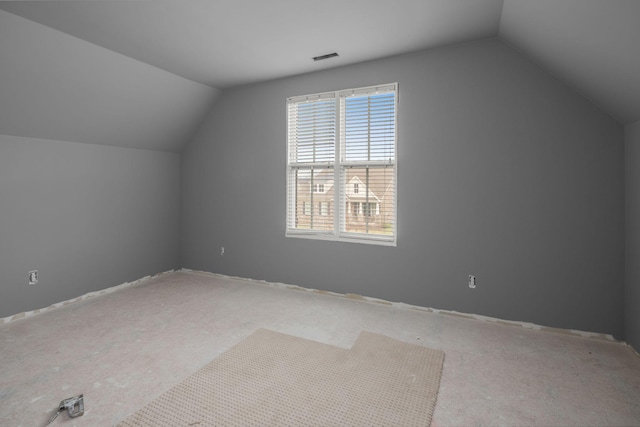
287, 83, 397, 246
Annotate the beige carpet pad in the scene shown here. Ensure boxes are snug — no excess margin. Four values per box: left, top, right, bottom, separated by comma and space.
118, 328, 445, 426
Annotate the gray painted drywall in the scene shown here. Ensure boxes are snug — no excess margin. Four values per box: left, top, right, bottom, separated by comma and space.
0, 135, 180, 318
0, 10, 219, 153
625, 120, 640, 350
181, 38, 624, 339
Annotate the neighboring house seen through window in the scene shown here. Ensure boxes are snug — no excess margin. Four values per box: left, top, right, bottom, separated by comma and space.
286, 83, 397, 245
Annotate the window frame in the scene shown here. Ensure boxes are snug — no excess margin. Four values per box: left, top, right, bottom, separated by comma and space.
286, 83, 397, 247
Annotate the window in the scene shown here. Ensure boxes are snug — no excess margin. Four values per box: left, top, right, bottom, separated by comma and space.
351, 202, 360, 216
286, 83, 397, 245
362, 202, 378, 217
319, 201, 330, 216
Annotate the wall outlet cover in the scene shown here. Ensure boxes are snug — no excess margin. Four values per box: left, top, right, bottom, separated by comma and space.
468, 274, 476, 289
28, 270, 39, 285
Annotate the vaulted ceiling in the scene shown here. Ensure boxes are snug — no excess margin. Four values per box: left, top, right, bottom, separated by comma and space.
0, 0, 505, 89
1, 0, 638, 152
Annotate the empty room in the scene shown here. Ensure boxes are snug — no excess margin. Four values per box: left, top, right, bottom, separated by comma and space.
1, 0, 639, 425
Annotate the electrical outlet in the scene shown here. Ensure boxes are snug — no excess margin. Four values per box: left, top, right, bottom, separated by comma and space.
468, 274, 476, 289
221, 246, 225, 256
28, 270, 38, 285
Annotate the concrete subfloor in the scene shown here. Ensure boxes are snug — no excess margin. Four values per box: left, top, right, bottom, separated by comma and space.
1, 270, 639, 426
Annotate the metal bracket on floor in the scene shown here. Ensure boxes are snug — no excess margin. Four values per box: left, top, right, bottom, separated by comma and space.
47, 394, 84, 424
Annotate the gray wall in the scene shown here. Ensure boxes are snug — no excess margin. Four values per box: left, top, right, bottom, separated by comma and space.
626, 120, 640, 350
181, 38, 625, 338
0, 135, 180, 318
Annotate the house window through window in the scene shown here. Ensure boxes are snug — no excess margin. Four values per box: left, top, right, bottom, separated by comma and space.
286, 83, 397, 246
319, 201, 329, 216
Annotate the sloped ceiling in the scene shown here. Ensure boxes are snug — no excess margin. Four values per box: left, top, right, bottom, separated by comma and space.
0, 10, 220, 152
500, 0, 640, 125
0, 0, 638, 153
0, 0, 504, 89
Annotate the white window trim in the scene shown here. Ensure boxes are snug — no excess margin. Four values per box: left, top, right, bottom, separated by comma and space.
286, 83, 397, 247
